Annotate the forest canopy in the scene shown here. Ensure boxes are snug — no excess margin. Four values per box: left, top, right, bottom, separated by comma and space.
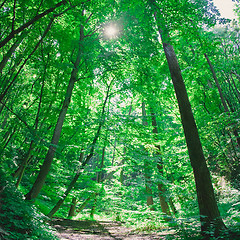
0, 0, 240, 239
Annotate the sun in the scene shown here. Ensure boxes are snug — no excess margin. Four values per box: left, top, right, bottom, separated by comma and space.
104, 25, 118, 38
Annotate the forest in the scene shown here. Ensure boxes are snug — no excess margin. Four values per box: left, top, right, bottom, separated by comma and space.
0, 0, 240, 239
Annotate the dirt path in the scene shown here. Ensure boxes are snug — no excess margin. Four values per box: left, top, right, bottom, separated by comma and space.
50, 218, 176, 240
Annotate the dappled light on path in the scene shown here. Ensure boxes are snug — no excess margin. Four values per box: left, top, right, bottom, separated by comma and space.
51, 218, 175, 240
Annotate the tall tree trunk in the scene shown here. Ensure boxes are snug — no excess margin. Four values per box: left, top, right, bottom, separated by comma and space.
150, 110, 171, 216
204, 53, 229, 112
25, 24, 85, 201
152, 6, 226, 236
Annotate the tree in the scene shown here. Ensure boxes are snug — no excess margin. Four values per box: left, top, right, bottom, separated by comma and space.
0, 0, 68, 49
25, 10, 89, 201
149, 0, 226, 236
0, 0, 239, 238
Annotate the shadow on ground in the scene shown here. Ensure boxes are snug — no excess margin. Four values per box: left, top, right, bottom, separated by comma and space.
51, 218, 122, 239
50, 218, 172, 240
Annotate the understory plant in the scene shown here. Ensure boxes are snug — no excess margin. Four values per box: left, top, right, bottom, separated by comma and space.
0, 169, 58, 240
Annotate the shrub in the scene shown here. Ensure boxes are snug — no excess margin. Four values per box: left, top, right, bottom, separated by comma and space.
0, 169, 58, 240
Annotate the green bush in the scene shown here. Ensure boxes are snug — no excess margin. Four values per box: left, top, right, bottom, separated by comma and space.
0, 169, 59, 240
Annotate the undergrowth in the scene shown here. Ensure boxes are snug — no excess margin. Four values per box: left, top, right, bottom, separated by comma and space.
0, 169, 59, 240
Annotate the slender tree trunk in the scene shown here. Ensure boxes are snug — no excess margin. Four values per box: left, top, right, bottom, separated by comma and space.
142, 102, 154, 209
204, 54, 229, 112
68, 197, 77, 217
76, 193, 95, 213
157, 164, 171, 216
0, 0, 7, 8
0, 33, 25, 73
226, 73, 240, 104
150, 110, 171, 216
25, 25, 85, 201
15, 142, 34, 188
231, 70, 240, 82
91, 145, 106, 218
0, 0, 67, 49
0, 127, 17, 154
119, 103, 132, 184
15, 72, 45, 187
0, 18, 54, 103
145, 180, 154, 208
90, 195, 97, 218
152, 7, 226, 236
204, 54, 240, 147
0, 53, 23, 95
162, 40, 226, 235
47, 152, 85, 218
47, 85, 110, 217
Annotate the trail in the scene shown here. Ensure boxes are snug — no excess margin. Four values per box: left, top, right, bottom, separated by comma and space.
51, 218, 175, 240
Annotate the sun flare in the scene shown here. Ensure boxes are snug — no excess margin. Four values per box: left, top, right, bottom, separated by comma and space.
104, 25, 118, 38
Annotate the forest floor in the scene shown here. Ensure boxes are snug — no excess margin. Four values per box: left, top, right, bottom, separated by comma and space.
50, 218, 177, 240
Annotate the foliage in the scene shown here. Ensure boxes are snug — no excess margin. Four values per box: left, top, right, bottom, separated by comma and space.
0, 169, 58, 240
0, 0, 240, 238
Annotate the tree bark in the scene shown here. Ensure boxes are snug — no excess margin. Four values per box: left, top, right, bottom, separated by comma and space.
152, 6, 226, 236
163, 41, 225, 235
25, 24, 85, 201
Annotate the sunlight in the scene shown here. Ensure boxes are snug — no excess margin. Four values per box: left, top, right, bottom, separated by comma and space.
213, 0, 236, 19
104, 24, 118, 38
